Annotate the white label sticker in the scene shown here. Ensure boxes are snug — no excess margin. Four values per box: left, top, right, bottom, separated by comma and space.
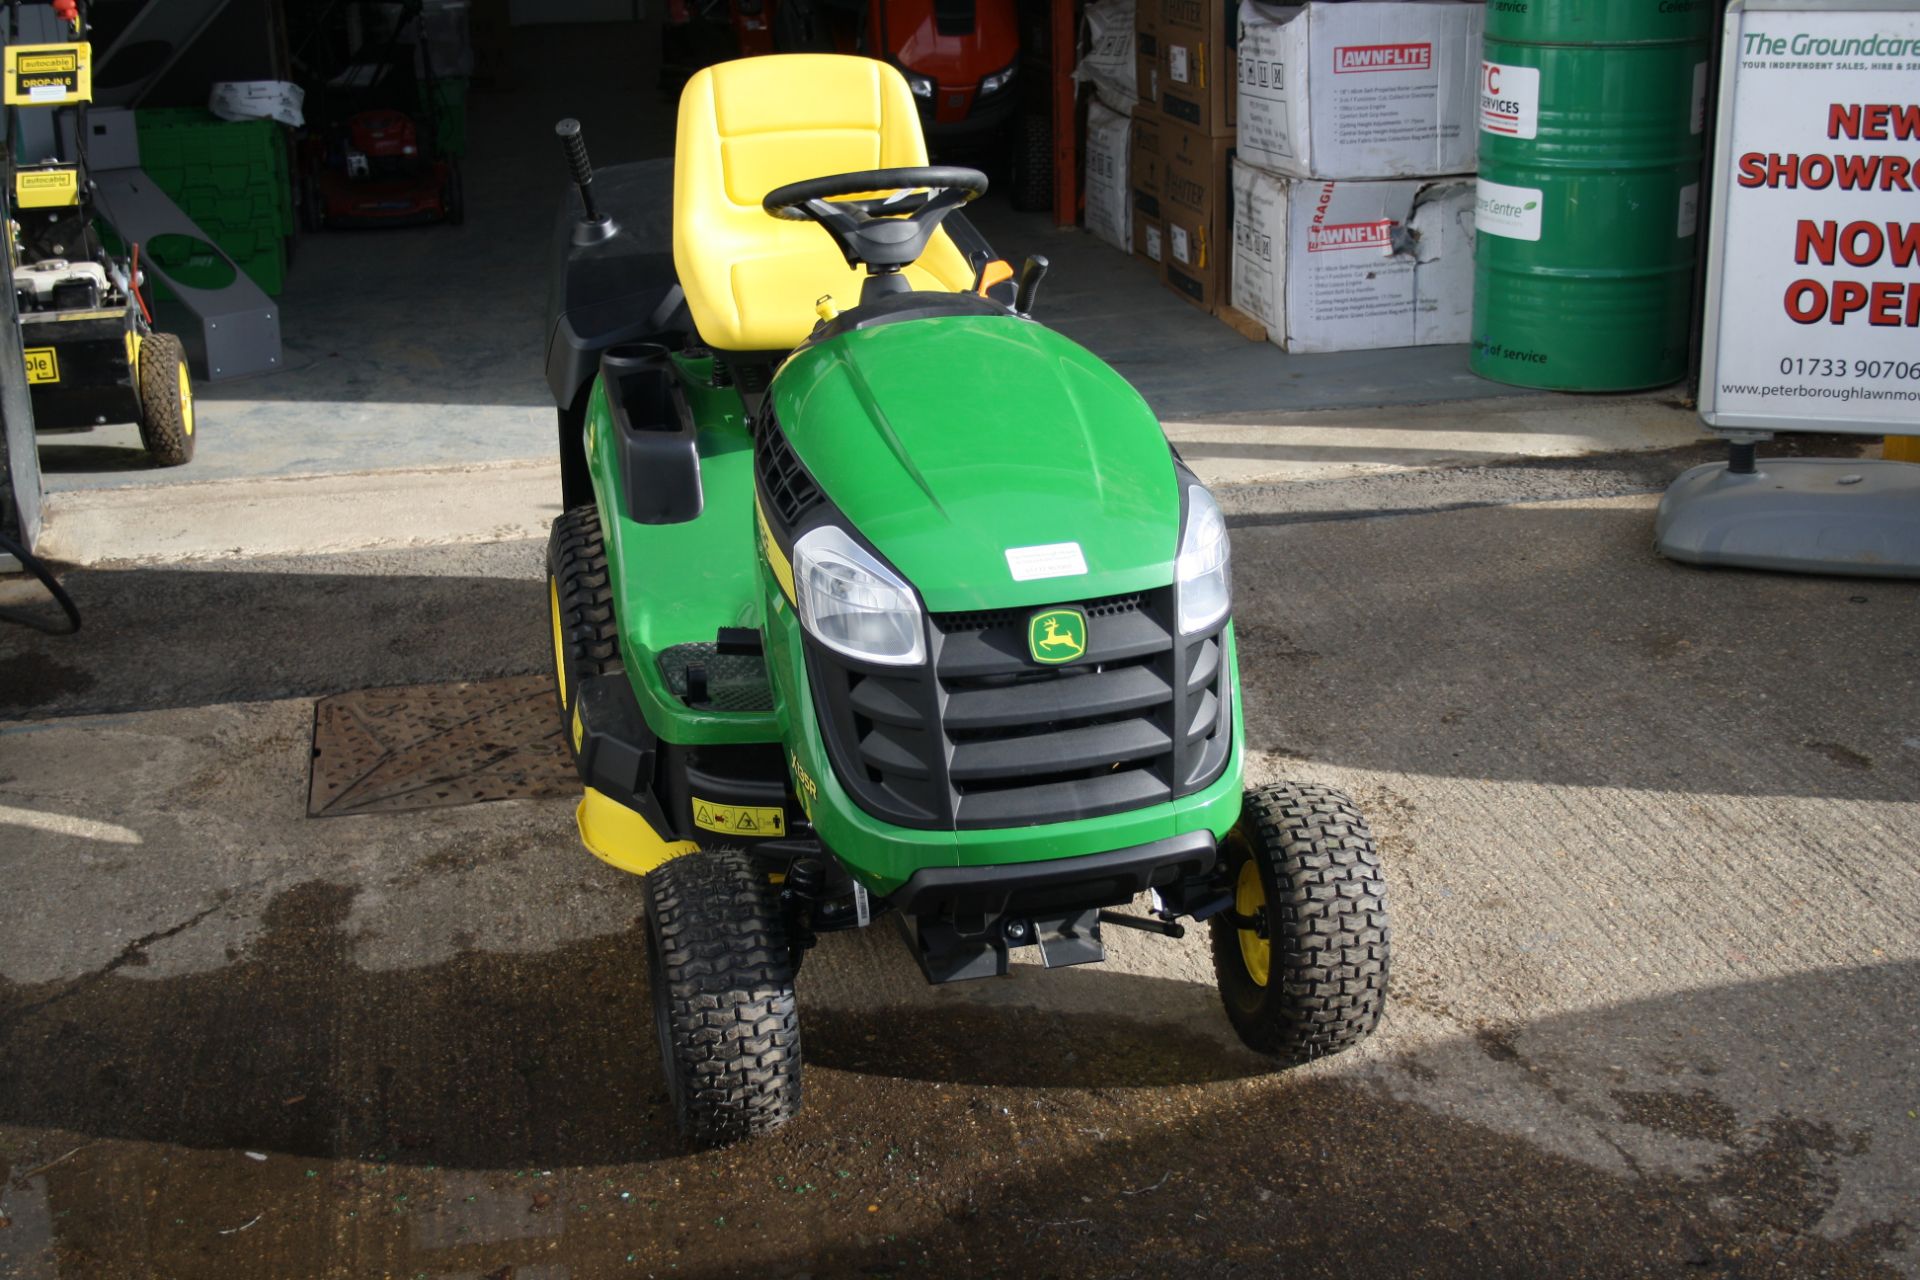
1475, 178, 1543, 242
1144, 224, 1163, 262
1479, 61, 1539, 140
1170, 223, 1192, 264
27, 83, 66, 102
1169, 45, 1190, 86
1005, 542, 1088, 582
1690, 61, 1708, 134
1676, 182, 1699, 239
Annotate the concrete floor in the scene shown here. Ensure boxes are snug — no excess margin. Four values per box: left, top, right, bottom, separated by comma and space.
31, 21, 1580, 497
2, 444, 1916, 1277
8, 19, 1915, 1280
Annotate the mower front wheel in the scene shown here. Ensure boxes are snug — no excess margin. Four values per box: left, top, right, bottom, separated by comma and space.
1009, 109, 1053, 213
300, 180, 327, 233
1211, 782, 1389, 1062
136, 332, 195, 467
644, 849, 803, 1145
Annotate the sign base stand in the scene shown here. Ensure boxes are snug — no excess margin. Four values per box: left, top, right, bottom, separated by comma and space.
1655, 454, 1920, 579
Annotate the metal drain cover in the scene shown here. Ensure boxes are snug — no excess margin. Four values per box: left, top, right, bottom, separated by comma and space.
308, 675, 574, 817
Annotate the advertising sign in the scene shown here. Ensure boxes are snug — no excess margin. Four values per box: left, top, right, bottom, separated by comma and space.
1699, 1, 1920, 435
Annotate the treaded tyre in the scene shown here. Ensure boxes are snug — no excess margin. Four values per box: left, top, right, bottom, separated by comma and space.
136, 331, 195, 467
546, 506, 623, 736
1009, 110, 1053, 213
1211, 782, 1389, 1062
442, 159, 465, 226
644, 848, 803, 1145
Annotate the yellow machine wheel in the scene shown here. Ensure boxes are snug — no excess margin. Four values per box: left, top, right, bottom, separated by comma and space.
1210, 782, 1390, 1064
135, 331, 195, 466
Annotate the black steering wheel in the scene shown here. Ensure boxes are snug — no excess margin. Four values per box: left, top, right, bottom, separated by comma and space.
763, 166, 988, 275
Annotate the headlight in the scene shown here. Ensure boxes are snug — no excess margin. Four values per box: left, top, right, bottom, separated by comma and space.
1176, 484, 1231, 634
980, 63, 1016, 95
793, 525, 927, 666
904, 71, 935, 99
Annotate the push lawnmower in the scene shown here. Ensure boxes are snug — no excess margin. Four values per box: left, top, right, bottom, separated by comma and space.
542, 54, 1389, 1146
296, 0, 462, 230
300, 105, 460, 229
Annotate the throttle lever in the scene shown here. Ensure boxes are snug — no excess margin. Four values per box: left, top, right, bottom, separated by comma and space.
1014, 255, 1049, 316
556, 118, 618, 245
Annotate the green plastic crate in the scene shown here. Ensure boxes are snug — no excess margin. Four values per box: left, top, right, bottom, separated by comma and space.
135, 108, 293, 242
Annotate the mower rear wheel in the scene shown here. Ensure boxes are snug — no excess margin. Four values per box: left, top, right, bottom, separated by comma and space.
644, 848, 803, 1145
1009, 109, 1053, 213
1211, 782, 1389, 1062
300, 180, 327, 233
546, 506, 623, 734
442, 159, 465, 226
136, 332, 195, 467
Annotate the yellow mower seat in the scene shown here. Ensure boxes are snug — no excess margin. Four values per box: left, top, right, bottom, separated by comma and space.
673, 54, 976, 353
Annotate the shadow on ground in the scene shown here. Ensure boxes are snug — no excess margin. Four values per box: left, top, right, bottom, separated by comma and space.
0, 877, 1909, 1277
5, 500, 1913, 804
0, 557, 548, 720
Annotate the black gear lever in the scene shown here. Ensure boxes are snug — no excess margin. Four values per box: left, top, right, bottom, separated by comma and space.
556, 118, 617, 246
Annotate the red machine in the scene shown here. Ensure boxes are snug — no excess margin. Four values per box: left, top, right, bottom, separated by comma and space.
301, 107, 462, 229
774, 0, 1021, 144
661, 0, 1047, 209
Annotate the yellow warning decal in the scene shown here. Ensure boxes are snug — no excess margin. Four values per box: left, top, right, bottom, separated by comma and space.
691, 798, 786, 838
23, 348, 59, 384
4, 43, 91, 106
570, 701, 584, 753
15, 168, 78, 208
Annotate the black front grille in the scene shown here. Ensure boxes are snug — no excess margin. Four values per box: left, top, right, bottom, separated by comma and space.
932, 0, 975, 36
808, 587, 1232, 830
754, 411, 822, 527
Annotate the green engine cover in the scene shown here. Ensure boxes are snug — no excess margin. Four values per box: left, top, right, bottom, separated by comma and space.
771, 313, 1182, 612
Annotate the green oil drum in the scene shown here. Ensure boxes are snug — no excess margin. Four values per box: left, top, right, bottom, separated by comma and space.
1471, 2, 1716, 391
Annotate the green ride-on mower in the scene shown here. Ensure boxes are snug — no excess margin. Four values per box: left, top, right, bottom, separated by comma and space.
542, 54, 1389, 1145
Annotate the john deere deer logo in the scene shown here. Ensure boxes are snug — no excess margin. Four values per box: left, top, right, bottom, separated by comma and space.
1027, 608, 1088, 665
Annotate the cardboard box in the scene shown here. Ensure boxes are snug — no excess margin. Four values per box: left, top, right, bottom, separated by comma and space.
1084, 98, 1133, 253
1145, 0, 1237, 136
1135, 214, 1167, 264
1134, 2, 1161, 126
1237, 1, 1483, 179
1229, 159, 1475, 351
1128, 104, 1165, 266
1159, 119, 1236, 312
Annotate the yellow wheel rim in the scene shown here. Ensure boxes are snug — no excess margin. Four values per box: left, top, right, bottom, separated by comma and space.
1235, 858, 1270, 987
548, 576, 568, 708
178, 360, 194, 436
